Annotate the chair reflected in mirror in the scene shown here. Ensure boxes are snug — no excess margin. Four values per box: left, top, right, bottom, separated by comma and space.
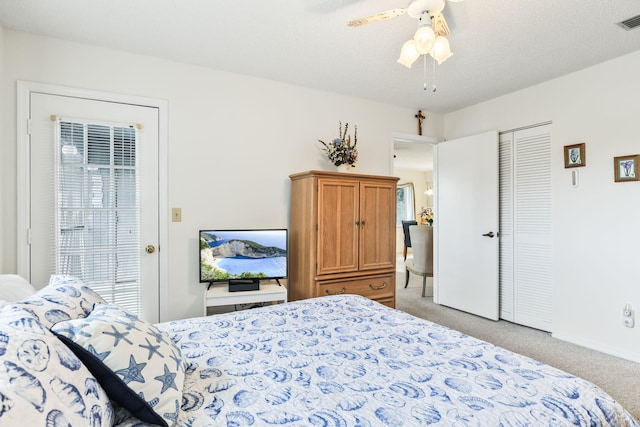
404, 225, 433, 297
401, 220, 418, 260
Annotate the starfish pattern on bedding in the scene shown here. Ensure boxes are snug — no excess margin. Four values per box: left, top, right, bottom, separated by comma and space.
169, 349, 182, 371
139, 337, 164, 360
55, 321, 93, 339
147, 328, 168, 345
154, 364, 178, 394
116, 354, 147, 384
86, 343, 110, 362
103, 324, 133, 347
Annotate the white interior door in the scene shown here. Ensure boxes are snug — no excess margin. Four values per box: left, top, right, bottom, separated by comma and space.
26, 92, 160, 322
435, 131, 499, 320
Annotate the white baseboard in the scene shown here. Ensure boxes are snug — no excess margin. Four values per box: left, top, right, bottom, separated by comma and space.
552, 331, 640, 364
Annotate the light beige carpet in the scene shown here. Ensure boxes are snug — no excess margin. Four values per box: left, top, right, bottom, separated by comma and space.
396, 270, 640, 422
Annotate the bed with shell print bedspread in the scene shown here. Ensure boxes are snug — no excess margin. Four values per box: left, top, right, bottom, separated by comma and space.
117, 294, 637, 427
0, 276, 636, 427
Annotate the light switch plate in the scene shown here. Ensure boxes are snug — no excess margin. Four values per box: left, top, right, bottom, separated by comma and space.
172, 208, 182, 222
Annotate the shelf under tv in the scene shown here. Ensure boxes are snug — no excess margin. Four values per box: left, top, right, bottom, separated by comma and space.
203, 281, 287, 316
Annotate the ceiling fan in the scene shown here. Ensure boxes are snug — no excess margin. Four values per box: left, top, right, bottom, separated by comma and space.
349, 0, 462, 89
348, 0, 461, 37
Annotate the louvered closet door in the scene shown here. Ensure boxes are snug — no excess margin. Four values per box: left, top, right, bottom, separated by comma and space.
499, 132, 514, 322
499, 124, 553, 331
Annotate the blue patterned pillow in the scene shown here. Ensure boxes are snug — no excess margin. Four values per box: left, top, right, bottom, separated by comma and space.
11, 275, 106, 329
51, 304, 185, 427
0, 306, 114, 425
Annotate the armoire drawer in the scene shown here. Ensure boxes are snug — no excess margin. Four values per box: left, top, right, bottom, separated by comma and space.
317, 274, 395, 301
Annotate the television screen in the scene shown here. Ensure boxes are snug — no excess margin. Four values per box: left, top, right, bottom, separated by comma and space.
199, 229, 288, 283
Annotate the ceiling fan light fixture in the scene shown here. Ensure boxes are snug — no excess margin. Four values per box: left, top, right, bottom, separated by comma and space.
430, 35, 453, 64
398, 39, 420, 68
347, 0, 459, 89
413, 13, 435, 54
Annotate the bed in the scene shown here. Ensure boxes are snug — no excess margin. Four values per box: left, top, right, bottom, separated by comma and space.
1, 275, 638, 427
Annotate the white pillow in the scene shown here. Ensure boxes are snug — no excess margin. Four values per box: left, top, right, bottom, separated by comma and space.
10, 275, 106, 329
0, 275, 36, 302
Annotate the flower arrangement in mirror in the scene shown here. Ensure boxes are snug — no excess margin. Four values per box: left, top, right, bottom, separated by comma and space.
318, 121, 358, 170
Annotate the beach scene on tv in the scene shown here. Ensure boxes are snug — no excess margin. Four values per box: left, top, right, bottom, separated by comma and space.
200, 230, 287, 282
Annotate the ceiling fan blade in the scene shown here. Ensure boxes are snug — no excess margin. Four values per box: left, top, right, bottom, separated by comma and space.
432, 13, 450, 36
347, 8, 406, 27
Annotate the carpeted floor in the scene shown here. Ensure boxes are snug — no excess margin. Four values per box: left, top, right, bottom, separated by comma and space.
396, 268, 640, 422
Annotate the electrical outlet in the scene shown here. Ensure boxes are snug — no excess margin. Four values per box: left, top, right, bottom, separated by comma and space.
172, 208, 182, 222
622, 303, 634, 328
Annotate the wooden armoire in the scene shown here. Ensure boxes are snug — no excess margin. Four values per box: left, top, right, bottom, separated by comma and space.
288, 170, 399, 308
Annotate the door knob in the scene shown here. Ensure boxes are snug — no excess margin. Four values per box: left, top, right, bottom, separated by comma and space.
145, 244, 156, 254
482, 232, 495, 238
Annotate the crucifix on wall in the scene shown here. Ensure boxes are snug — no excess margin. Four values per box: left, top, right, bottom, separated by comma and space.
415, 110, 426, 135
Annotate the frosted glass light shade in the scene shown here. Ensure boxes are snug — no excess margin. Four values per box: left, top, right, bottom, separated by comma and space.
413, 23, 435, 54
397, 39, 420, 68
430, 36, 453, 64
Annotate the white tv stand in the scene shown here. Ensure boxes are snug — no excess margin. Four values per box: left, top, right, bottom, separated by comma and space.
203, 280, 288, 316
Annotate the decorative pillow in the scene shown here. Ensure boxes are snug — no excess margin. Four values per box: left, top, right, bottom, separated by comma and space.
0, 274, 37, 302
11, 275, 106, 329
52, 304, 185, 427
0, 306, 114, 426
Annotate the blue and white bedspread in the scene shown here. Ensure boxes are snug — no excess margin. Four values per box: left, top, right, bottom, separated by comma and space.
115, 295, 638, 426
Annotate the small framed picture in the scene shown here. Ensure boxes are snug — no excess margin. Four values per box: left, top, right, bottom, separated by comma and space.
614, 154, 640, 182
564, 143, 586, 168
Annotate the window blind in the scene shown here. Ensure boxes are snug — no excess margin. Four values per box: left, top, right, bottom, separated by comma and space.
55, 118, 142, 315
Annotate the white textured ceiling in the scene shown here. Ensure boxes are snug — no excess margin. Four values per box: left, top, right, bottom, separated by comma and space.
1, 0, 639, 113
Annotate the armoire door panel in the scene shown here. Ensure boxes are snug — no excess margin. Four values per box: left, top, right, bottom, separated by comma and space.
359, 181, 396, 271
317, 178, 359, 275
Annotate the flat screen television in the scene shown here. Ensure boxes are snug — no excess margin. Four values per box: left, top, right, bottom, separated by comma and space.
199, 229, 288, 284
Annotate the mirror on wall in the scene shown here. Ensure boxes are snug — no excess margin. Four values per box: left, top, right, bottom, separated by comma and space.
396, 183, 416, 226
392, 137, 434, 258
393, 138, 434, 217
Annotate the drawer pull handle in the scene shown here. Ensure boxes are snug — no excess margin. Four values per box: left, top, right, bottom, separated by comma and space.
326, 287, 347, 295
369, 282, 387, 290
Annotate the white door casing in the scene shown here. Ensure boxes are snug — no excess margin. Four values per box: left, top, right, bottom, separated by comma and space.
434, 131, 500, 320
17, 82, 167, 322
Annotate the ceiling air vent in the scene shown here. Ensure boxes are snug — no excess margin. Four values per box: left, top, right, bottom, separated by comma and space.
617, 14, 640, 30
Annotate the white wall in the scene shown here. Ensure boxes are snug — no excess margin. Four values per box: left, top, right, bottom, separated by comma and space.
0, 29, 444, 320
444, 50, 640, 362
